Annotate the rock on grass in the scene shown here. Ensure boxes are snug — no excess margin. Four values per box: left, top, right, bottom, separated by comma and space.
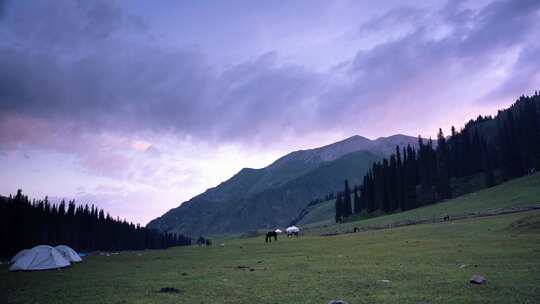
470, 274, 486, 285
159, 287, 181, 294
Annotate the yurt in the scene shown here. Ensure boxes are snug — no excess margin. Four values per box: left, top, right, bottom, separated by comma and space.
55, 245, 82, 263
275, 229, 283, 234
9, 249, 29, 264
286, 226, 300, 234
9, 245, 70, 271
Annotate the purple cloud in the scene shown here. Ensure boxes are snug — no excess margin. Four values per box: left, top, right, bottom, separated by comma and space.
0, 0, 539, 223
2, 0, 538, 149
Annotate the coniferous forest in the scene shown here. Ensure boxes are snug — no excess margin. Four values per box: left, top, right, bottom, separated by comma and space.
0, 191, 191, 258
335, 93, 540, 222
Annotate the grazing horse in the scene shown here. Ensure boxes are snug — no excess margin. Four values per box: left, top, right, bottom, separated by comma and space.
265, 231, 278, 243
443, 214, 450, 221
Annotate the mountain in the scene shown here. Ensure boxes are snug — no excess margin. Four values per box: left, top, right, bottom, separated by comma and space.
147, 134, 419, 236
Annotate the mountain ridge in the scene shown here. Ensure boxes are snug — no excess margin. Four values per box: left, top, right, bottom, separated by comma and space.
147, 134, 420, 235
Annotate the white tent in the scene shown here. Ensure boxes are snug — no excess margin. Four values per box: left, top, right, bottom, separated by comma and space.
286, 226, 300, 233
275, 229, 283, 234
55, 245, 82, 263
9, 245, 70, 271
10, 249, 30, 264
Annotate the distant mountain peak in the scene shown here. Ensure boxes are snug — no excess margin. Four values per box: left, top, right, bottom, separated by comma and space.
374, 133, 414, 140
270, 134, 418, 167
338, 134, 371, 142
147, 133, 420, 236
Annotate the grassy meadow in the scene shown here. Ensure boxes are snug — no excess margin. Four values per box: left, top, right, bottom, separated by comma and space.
302, 173, 540, 235
2, 209, 540, 304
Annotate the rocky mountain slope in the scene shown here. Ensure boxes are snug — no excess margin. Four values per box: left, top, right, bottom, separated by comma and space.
147, 134, 419, 236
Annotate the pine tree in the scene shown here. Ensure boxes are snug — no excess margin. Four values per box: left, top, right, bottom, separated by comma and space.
343, 180, 352, 218
482, 138, 496, 188
387, 155, 396, 211
436, 128, 451, 199
381, 159, 390, 213
396, 146, 405, 210
522, 97, 540, 169
0, 190, 191, 257
353, 186, 361, 214
334, 192, 343, 223
498, 110, 524, 179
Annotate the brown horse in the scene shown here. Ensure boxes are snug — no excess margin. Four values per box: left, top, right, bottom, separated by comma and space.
265, 231, 278, 243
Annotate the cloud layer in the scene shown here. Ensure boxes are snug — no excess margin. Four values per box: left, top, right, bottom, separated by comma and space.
2, 0, 539, 144
1, 0, 539, 223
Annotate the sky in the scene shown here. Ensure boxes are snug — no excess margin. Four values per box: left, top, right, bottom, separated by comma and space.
1, 0, 539, 225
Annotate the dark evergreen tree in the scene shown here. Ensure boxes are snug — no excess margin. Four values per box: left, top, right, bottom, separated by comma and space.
482, 137, 496, 188
343, 180, 352, 218
436, 128, 451, 199
388, 155, 398, 211
353, 186, 361, 214
520, 95, 540, 169
396, 146, 405, 210
497, 110, 523, 180
403, 145, 418, 210
0, 191, 192, 258
334, 192, 343, 223
352, 93, 539, 218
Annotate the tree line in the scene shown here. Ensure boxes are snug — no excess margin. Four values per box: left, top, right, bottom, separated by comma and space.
336, 93, 540, 222
0, 190, 191, 258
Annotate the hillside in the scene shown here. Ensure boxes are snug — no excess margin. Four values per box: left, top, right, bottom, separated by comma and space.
295, 199, 336, 227
147, 135, 419, 236
304, 172, 540, 235
296, 172, 489, 228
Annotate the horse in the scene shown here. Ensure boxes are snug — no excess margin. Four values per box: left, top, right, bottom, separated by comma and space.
265, 231, 278, 243
443, 214, 450, 221
197, 237, 212, 246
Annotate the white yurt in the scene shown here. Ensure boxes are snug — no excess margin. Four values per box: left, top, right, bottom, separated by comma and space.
9, 245, 70, 271
275, 229, 283, 234
55, 245, 82, 263
9, 249, 30, 264
286, 226, 300, 234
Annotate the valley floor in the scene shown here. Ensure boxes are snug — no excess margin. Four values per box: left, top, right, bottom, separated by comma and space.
1, 210, 540, 304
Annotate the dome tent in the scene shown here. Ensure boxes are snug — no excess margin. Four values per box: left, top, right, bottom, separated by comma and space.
9, 245, 70, 271
10, 249, 29, 264
55, 245, 82, 263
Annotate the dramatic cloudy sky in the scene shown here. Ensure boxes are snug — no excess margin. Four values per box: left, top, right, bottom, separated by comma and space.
1, 0, 539, 224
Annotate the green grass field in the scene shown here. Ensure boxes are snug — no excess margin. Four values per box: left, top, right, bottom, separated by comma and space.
2, 173, 540, 303
302, 173, 540, 235
2, 209, 540, 304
